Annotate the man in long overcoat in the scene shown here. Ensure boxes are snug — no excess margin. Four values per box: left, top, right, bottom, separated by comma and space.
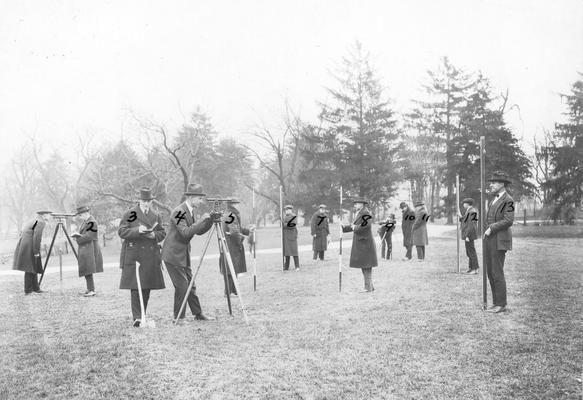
400, 202, 415, 261
310, 204, 329, 261
342, 198, 378, 292
162, 183, 213, 321
219, 198, 250, 296
411, 201, 429, 261
377, 214, 396, 260
118, 188, 166, 327
73, 206, 103, 296
458, 198, 479, 274
13, 210, 52, 294
483, 172, 515, 314
282, 205, 300, 271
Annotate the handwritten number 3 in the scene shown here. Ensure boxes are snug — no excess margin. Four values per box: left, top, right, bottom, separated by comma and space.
127, 211, 137, 222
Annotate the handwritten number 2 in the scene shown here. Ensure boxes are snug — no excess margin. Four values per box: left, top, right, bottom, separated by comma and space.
127, 211, 137, 222
86, 222, 97, 232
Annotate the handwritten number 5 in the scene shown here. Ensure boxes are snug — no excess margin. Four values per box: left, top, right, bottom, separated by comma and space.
225, 213, 235, 224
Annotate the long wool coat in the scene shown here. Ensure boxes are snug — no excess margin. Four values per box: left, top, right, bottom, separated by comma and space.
161, 202, 213, 267
485, 191, 514, 251
13, 218, 46, 274
310, 211, 329, 252
74, 216, 104, 277
118, 205, 166, 290
411, 210, 429, 246
282, 213, 299, 256
342, 207, 378, 269
401, 208, 415, 247
219, 206, 249, 275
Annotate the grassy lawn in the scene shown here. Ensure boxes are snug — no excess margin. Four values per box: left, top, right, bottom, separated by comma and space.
0, 227, 581, 399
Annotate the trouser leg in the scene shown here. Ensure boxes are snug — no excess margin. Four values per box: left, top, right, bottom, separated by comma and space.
416, 246, 425, 260
166, 262, 202, 319
24, 273, 34, 294
284, 256, 290, 270
318, 251, 324, 260
381, 240, 386, 258
313, 251, 317, 260
485, 238, 497, 306
361, 268, 373, 291
131, 289, 149, 320
467, 240, 479, 270
293, 256, 299, 268
405, 244, 412, 259
85, 274, 95, 291
489, 242, 507, 307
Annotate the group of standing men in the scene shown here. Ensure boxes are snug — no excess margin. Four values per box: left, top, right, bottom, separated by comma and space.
12, 172, 514, 318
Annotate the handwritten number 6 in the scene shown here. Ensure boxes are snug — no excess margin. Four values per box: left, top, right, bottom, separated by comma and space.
287, 216, 297, 227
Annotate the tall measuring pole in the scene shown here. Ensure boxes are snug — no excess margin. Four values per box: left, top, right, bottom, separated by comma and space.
456, 174, 461, 274
338, 186, 343, 292
480, 136, 487, 309
279, 186, 284, 271
252, 187, 257, 291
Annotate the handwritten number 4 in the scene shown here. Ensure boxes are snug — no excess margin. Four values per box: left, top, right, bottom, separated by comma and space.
175, 211, 187, 223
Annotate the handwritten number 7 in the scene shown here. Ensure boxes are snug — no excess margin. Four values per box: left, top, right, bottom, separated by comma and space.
317, 216, 326, 226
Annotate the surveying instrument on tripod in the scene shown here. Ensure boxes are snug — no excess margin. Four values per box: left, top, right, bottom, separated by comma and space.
38, 213, 78, 288
173, 197, 250, 325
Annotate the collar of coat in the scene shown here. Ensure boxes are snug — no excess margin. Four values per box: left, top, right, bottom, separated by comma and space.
131, 204, 158, 228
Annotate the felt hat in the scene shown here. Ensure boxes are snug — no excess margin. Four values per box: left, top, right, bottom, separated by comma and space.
352, 197, 369, 205
399, 202, 408, 209
488, 172, 512, 185
462, 198, 474, 206
284, 205, 294, 210
414, 201, 425, 207
317, 204, 327, 209
74, 205, 90, 215
184, 183, 206, 197
139, 187, 155, 201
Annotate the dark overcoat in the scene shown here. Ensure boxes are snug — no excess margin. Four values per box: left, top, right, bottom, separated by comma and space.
411, 210, 429, 246
460, 206, 478, 241
118, 205, 166, 290
310, 211, 329, 252
342, 208, 378, 269
220, 206, 249, 275
161, 202, 213, 267
13, 218, 45, 273
74, 216, 104, 277
401, 208, 415, 247
485, 192, 514, 251
282, 214, 299, 256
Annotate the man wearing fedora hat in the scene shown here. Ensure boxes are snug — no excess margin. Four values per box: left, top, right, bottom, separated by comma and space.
282, 205, 300, 271
162, 183, 213, 321
310, 204, 330, 261
458, 198, 479, 274
483, 172, 515, 313
13, 210, 53, 294
219, 198, 250, 296
342, 198, 378, 292
118, 187, 167, 327
72, 206, 103, 296
411, 201, 429, 261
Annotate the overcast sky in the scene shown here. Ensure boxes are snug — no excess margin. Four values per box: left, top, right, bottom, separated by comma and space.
0, 0, 582, 163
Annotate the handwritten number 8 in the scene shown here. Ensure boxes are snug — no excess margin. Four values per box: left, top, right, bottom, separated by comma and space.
361, 215, 372, 227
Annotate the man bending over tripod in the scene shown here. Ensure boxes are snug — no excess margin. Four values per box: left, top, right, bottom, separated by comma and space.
162, 183, 213, 321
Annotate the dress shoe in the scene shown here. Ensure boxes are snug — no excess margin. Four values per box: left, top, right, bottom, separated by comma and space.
401, 257, 410, 261
465, 269, 478, 275
33, 290, 47, 294
294, 267, 300, 271
83, 290, 96, 297
133, 319, 141, 327
195, 314, 213, 321
485, 306, 506, 313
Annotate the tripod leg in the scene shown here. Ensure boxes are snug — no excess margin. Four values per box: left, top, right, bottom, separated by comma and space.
217, 234, 233, 315
62, 225, 79, 260
39, 223, 60, 286
136, 262, 146, 325
217, 224, 249, 324
174, 224, 216, 325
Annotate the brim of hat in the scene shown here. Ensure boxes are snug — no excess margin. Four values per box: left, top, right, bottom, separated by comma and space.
75, 209, 90, 215
488, 178, 511, 183
184, 192, 206, 197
